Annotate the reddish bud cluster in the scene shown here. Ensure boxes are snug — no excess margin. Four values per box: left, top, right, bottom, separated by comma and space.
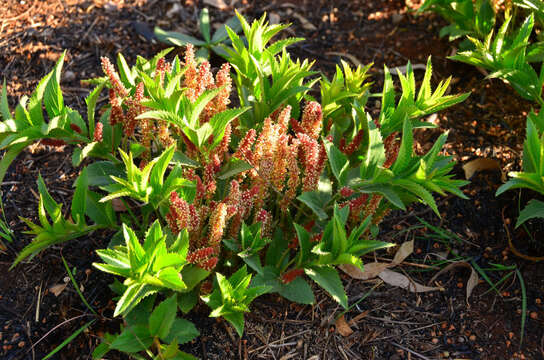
300, 101, 323, 140
94, 122, 103, 142
70, 124, 82, 134
339, 186, 354, 198
342, 128, 365, 155
187, 247, 218, 271
383, 132, 399, 169
281, 268, 304, 284
256, 209, 272, 238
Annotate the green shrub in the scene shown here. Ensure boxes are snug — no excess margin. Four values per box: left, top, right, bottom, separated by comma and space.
0, 11, 470, 359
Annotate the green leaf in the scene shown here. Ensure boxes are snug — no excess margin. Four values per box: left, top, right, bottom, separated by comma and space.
115, 282, 157, 317
199, 8, 211, 43
86, 161, 124, 187
110, 325, 153, 353
149, 295, 178, 340
305, 266, 347, 309
154, 27, 206, 47
324, 139, 349, 185
163, 318, 200, 344
71, 168, 88, 224
223, 312, 245, 337
173, 151, 200, 168
294, 223, 312, 266
297, 191, 331, 221
44, 51, 66, 119
0, 141, 30, 184
217, 157, 253, 180
516, 199, 544, 227
1, 79, 12, 121
278, 276, 315, 305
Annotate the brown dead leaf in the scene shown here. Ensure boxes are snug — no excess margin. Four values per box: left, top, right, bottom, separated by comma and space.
340, 240, 414, 280
462, 158, 505, 182
49, 283, 67, 297
335, 315, 354, 336
339, 262, 390, 280
378, 269, 442, 293
466, 266, 479, 303
392, 240, 413, 265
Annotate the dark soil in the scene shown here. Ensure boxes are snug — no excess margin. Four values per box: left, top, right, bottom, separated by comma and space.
1, 0, 543, 359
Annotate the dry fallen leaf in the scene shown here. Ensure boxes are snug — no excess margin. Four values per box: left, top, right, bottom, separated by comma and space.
335, 315, 354, 336
340, 240, 414, 280
339, 262, 391, 280
392, 240, 414, 265
49, 283, 68, 297
466, 266, 479, 304
462, 158, 505, 182
378, 269, 442, 293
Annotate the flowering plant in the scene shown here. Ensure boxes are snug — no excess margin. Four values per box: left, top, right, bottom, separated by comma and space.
0, 11, 470, 359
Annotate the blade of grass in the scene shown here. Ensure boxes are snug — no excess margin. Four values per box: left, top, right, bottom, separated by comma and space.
62, 256, 97, 315
42, 320, 95, 360
480, 271, 515, 296
515, 267, 527, 349
470, 259, 502, 296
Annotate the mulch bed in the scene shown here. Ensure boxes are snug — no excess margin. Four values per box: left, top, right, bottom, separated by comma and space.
1, 0, 543, 359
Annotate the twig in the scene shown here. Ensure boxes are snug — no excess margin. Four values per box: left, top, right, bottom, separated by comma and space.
389, 342, 432, 360
248, 330, 311, 354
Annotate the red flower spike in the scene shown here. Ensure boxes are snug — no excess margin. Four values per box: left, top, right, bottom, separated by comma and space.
343, 128, 365, 155
256, 209, 272, 238
101, 57, 128, 97
195, 61, 214, 101
383, 132, 399, 169
201, 257, 219, 271
94, 122, 103, 142
310, 233, 323, 243
271, 134, 289, 191
208, 202, 228, 246
298, 133, 320, 192
304, 220, 315, 232
40, 139, 66, 147
290, 118, 304, 134
233, 128, 257, 165
339, 186, 354, 198
70, 124, 82, 134
277, 105, 292, 133
280, 138, 300, 212
300, 101, 322, 140
183, 44, 198, 101
187, 247, 215, 264
281, 268, 304, 284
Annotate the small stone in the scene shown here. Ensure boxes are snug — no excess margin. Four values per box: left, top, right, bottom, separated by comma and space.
63, 70, 75, 82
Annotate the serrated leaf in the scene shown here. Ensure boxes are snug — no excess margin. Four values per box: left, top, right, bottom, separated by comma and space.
110, 325, 153, 353
305, 266, 347, 309
149, 295, 178, 340
163, 318, 200, 344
